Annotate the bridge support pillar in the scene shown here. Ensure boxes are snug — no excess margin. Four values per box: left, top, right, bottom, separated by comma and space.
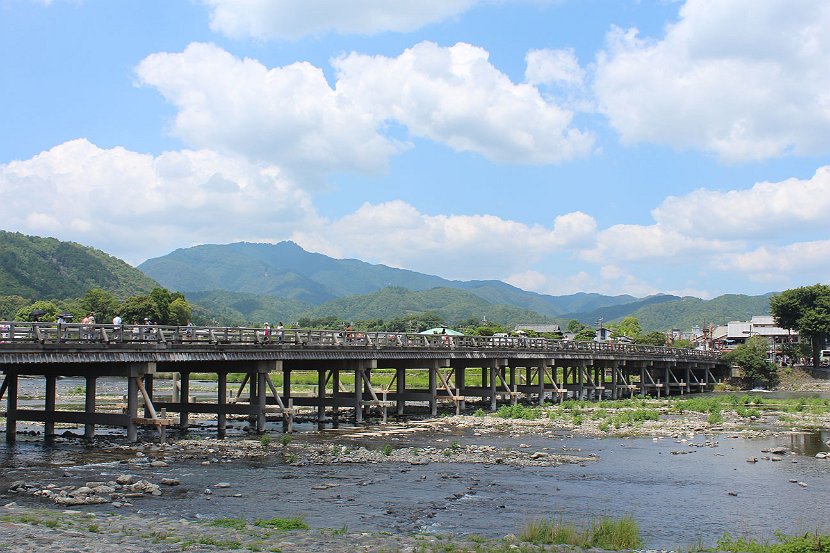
127, 376, 138, 442
217, 372, 227, 438
396, 368, 405, 416
489, 363, 498, 411
5, 373, 17, 443
143, 375, 154, 418
354, 366, 363, 424
509, 366, 517, 406
455, 366, 466, 412
84, 375, 96, 439
429, 365, 438, 417
317, 369, 326, 427
257, 369, 267, 433
332, 369, 340, 419
179, 372, 190, 430
45, 375, 56, 437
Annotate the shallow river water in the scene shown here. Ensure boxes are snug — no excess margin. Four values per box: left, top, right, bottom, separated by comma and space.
1, 379, 829, 549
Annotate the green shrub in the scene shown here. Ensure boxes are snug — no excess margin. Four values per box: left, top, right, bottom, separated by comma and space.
496, 404, 541, 420
520, 515, 642, 549
254, 517, 309, 531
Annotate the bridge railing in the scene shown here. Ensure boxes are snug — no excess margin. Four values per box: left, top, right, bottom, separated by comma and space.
0, 321, 721, 360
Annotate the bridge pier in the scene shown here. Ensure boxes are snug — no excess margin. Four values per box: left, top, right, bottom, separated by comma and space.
45, 375, 56, 438
84, 375, 96, 439
4, 373, 17, 443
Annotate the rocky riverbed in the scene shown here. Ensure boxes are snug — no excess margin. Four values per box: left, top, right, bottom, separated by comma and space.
2, 384, 829, 551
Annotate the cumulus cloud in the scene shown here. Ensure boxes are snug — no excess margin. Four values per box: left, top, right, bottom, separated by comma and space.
525, 48, 585, 88
203, 0, 478, 40
713, 240, 830, 283
652, 166, 830, 239
292, 200, 597, 280
137, 42, 593, 173
594, 0, 830, 161
0, 139, 317, 264
136, 42, 401, 178
334, 41, 594, 164
581, 223, 736, 264
505, 266, 660, 298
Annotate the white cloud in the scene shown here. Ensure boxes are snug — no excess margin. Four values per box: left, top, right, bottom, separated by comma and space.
334, 41, 594, 164
203, 0, 478, 40
0, 139, 317, 264
136, 42, 401, 178
505, 266, 660, 298
653, 166, 830, 239
594, 0, 830, 161
293, 200, 597, 279
137, 42, 593, 173
525, 48, 585, 88
713, 240, 830, 283
581, 223, 735, 264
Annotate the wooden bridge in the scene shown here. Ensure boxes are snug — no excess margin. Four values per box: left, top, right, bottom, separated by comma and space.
0, 321, 729, 442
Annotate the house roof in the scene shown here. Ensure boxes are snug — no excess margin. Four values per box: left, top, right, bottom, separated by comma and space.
514, 323, 561, 333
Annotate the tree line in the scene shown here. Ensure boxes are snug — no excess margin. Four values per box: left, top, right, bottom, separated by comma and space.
2, 287, 193, 326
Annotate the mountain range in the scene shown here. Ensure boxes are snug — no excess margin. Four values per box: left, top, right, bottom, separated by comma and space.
0, 232, 774, 329
138, 240, 772, 329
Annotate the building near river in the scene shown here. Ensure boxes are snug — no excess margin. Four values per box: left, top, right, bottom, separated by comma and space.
711, 316, 798, 361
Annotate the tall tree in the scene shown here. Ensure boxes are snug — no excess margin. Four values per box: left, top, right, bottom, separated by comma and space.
723, 335, 777, 388
770, 284, 830, 367
612, 316, 642, 339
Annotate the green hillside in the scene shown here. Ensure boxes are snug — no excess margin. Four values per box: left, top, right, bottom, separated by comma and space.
301, 286, 552, 326
0, 230, 160, 300
563, 294, 681, 326
624, 294, 774, 331
186, 290, 310, 327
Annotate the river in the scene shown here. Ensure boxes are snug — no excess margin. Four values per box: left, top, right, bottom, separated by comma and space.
1, 378, 829, 549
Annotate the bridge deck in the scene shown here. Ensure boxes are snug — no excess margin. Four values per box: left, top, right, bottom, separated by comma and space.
0, 322, 729, 442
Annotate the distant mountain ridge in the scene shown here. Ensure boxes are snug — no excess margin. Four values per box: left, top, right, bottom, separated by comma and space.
138, 240, 774, 329
0, 233, 775, 330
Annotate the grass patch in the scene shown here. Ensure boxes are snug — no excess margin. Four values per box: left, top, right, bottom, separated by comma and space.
707, 410, 724, 425
520, 515, 642, 549
208, 517, 248, 530
253, 517, 309, 531
495, 404, 540, 420
713, 531, 830, 553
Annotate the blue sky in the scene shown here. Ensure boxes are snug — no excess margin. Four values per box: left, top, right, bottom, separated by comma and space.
2, 0, 829, 299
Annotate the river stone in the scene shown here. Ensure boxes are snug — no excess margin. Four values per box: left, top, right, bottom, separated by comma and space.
116, 475, 135, 485
768, 447, 788, 455
215, 482, 231, 488
149, 461, 169, 468
160, 478, 180, 486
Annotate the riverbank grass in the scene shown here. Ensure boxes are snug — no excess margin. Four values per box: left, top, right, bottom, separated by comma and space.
711, 531, 830, 553
520, 515, 642, 550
